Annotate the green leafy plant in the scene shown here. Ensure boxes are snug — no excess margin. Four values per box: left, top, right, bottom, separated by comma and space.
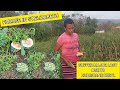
42, 53, 62, 79
0, 54, 17, 74
0, 29, 11, 53
0, 31, 10, 46
26, 52, 46, 71
9, 27, 34, 56
53, 53, 62, 78
10, 27, 29, 43
0, 61, 11, 73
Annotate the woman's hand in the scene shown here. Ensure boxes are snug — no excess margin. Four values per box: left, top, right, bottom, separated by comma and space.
76, 52, 85, 57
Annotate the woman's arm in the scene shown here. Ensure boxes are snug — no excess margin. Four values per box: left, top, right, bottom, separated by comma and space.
54, 42, 62, 53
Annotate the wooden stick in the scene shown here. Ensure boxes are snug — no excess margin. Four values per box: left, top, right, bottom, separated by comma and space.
60, 56, 75, 68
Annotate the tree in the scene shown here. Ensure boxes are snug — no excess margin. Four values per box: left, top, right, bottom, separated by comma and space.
75, 16, 97, 34
0, 11, 18, 17
85, 17, 97, 27
72, 14, 76, 18
97, 21, 112, 32
85, 17, 91, 26
91, 19, 98, 28
15, 11, 39, 15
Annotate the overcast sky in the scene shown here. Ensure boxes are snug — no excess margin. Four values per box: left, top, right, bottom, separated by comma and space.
62, 11, 120, 19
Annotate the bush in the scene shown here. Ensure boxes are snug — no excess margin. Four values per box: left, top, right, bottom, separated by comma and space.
80, 26, 96, 34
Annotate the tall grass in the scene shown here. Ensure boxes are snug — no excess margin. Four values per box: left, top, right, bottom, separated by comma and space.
80, 29, 120, 61
35, 37, 57, 53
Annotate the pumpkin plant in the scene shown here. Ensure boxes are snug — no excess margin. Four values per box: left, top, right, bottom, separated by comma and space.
0, 54, 17, 74
26, 52, 46, 72
0, 29, 11, 54
9, 27, 32, 56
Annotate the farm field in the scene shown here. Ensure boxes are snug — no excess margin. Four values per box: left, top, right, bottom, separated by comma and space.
0, 11, 120, 79
0, 27, 120, 79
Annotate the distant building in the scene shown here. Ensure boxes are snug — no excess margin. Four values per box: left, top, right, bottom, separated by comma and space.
114, 26, 120, 29
95, 30, 105, 33
112, 26, 120, 29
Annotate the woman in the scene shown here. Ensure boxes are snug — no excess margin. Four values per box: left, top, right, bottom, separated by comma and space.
54, 18, 81, 79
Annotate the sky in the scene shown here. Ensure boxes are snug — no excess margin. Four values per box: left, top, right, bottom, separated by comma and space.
22, 11, 120, 19
62, 11, 120, 19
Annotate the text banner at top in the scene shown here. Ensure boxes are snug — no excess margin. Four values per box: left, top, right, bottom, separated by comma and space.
0, 11, 62, 27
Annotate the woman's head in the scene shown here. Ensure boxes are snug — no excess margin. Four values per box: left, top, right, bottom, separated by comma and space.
64, 18, 75, 35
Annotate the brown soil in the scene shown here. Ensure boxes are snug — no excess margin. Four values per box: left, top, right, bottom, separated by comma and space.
0, 69, 17, 79
32, 68, 44, 79
11, 51, 24, 62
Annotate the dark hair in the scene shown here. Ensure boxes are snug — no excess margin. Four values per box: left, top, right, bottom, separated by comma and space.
64, 18, 74, 27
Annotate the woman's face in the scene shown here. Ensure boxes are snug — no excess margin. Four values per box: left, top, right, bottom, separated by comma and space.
65, 24, 74, 35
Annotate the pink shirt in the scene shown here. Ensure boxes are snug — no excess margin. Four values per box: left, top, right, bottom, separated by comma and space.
57, 32, 80, 62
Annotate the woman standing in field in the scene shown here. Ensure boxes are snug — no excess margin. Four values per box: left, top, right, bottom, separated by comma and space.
54, 18, 83, 79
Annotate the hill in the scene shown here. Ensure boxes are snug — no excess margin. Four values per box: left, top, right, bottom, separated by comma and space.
96, 19, 120, 24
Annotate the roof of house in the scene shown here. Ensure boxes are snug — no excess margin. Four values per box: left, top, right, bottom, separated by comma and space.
115, 26, 120, 28
112, 26, 120, 29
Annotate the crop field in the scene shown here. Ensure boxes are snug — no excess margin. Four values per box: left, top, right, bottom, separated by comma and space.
0, 27, 62, 79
